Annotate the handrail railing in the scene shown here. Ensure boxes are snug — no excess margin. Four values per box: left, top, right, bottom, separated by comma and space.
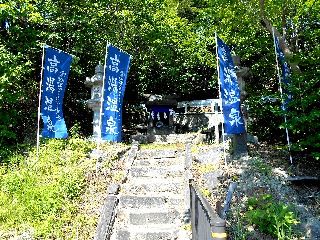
189, 180, 226, 240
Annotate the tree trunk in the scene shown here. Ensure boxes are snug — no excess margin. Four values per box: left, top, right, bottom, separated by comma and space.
259, 0, 300, 73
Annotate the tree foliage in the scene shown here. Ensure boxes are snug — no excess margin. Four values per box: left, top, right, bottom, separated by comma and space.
284, 0, 320, 158
0, 0, 319, 158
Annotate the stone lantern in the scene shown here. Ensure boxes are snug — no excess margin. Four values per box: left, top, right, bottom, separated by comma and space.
85, 64, 104, 139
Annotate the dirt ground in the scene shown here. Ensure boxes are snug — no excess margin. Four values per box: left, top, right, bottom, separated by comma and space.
191, 142, 320, 240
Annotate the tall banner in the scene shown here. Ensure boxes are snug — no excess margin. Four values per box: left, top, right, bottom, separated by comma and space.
217, 36, 245, 134
274, 35, 292, 110
101, 45, 131, 142
273, 29, 293, 163
41, 46, 72, 138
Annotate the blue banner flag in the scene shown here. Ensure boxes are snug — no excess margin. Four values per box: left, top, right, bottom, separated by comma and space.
41, 46, 72, 138
101, 45, 131, 142
217, 36, 245, 134
274, 36, 292, 109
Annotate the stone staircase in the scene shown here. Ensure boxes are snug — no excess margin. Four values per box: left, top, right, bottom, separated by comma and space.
110, 148, 191, 240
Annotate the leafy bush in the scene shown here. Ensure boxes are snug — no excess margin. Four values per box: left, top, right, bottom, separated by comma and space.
286, 52, 320, 159
247, 95, 285, 144
245, 194, 299, 239
285, 1, 320, 160
250, 157, 272, 176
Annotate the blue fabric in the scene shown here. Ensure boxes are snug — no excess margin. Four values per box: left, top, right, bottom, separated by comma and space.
217, 36, 245, 134
274, 36, 292, 110
150, 106, 170, 122
41, 47, 72, 138
101, 45, 131, 142
151, 106, 170, 113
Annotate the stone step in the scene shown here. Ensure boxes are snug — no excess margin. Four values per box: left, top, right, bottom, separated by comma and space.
108, 147, 191, 240
136, 150, 178, 159
132, 157, 184, 167
120, 191, 187, 199
115, 208, 181, 225
121, 180, 185, 195
126, 176, 185, 184
128, 166, 184, 178
111, 222, 192, 240
111, 225, 180, 240
119, 195, 184, 209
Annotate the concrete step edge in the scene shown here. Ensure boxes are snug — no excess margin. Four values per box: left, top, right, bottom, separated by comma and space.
130, 165, 185, 171
121, 184, 185, 193
118, 193, 185, 200
117, 207, 182, 214
120, 189, 186, 196
125, 176, 186, 184
118, 195, 185, 209
113, 223, 182, 232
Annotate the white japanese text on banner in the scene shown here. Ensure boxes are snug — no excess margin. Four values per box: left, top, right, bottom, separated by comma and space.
217, 36, 245, 134
274, 36, 292, 110
101, 45, 131, 142
41, 46, 72, 138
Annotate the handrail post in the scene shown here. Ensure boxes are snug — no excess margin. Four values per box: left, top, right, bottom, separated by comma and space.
211, 218, 227, 240
190, 180, 228, 240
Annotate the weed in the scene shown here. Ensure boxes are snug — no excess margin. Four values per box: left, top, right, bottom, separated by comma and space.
232, 204, 249, 240
196, 163, 218, 174
183, 223, 192, 231
200, 187, 212, 198
69, 122, 82, 138
112, 171, 124, 183
245, 194, 299, 239
250, 158, 272, 176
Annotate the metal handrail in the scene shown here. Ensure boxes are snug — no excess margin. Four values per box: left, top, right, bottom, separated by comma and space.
189, 180, 226, 240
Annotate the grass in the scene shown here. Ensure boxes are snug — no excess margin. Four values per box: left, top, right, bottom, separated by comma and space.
0, 136, 129, 239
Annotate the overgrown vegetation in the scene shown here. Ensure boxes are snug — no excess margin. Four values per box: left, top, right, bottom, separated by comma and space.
0, 134, 128, 239
246, 194, 299, 239
0, 138, 93, 238
190, 143, 314, 240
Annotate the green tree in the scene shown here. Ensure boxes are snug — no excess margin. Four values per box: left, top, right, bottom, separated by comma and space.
0, 0, 319, 159
200, 0, 319, 158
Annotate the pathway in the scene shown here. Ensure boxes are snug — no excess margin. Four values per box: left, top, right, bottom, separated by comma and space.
110, 147, 191, 240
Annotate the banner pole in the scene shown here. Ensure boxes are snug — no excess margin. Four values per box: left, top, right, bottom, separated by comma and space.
215, 32, 227, 165
98, 44, 109, 147
36, 44, 46, 160
272, 28, 293, 164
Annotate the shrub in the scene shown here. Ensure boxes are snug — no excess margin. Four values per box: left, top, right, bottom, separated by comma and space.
245, 194, 299, 239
